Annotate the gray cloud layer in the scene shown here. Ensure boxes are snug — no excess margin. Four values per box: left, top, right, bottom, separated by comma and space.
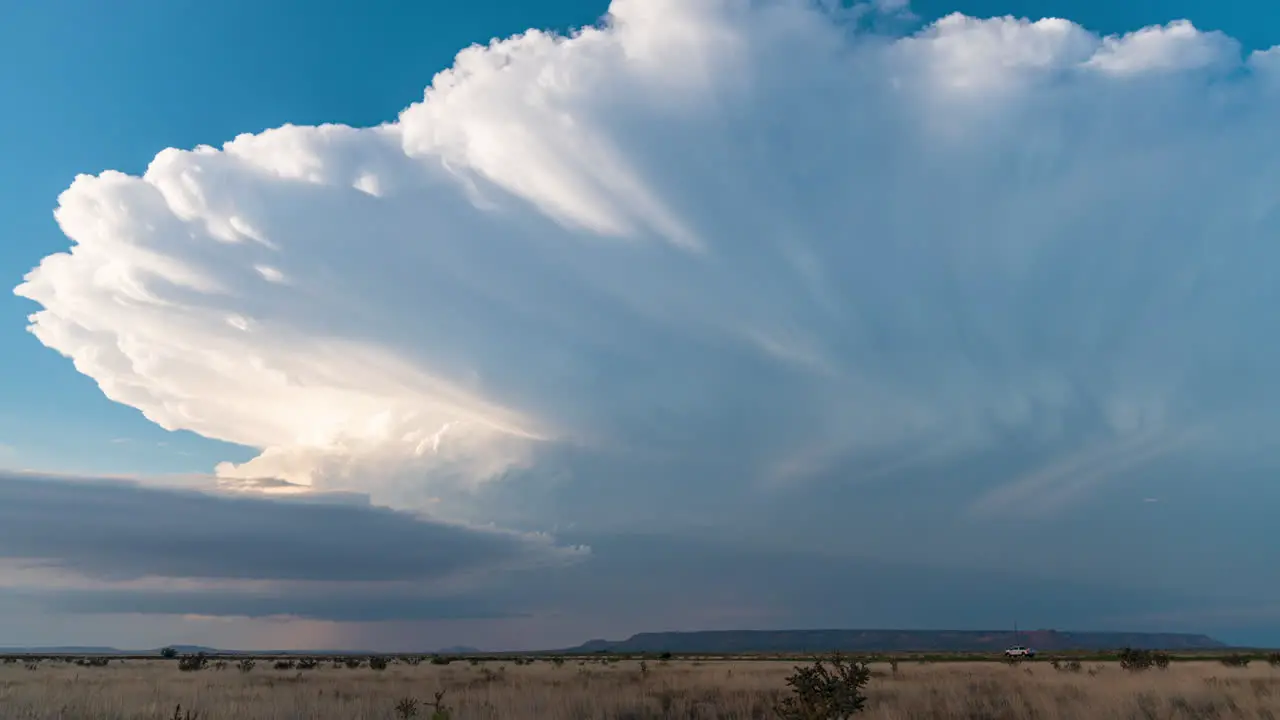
0, 469, 1272, 644
0, 471, 579, 584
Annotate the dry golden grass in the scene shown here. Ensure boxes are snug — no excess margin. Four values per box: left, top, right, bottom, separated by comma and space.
0, 657, 1277, 719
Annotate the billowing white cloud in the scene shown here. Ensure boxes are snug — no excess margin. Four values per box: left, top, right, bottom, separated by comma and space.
14, 0, 1280, 529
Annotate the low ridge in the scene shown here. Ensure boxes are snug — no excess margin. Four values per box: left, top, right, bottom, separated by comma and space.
564, 629, 1226, 654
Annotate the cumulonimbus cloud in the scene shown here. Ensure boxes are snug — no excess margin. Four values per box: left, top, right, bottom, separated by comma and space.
14, 0, 1280, 520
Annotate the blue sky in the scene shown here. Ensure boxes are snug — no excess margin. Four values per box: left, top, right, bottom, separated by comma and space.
2, 0, 1280, 650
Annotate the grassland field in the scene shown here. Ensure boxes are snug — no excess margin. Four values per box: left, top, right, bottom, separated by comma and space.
1, 650, 1278, 719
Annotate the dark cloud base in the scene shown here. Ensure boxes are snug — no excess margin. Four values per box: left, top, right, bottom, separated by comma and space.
0, 470, 570, 583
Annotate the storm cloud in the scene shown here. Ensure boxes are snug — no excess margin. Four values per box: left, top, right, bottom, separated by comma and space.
9, 0, 1280, 645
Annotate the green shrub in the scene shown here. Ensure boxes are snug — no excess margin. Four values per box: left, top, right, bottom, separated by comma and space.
774, 653, 870, 719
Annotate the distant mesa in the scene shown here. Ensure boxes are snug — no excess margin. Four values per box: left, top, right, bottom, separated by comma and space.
561, 629, 1226, 654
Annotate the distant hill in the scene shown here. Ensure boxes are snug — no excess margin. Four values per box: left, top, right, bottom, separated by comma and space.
564, 629, 1227, 654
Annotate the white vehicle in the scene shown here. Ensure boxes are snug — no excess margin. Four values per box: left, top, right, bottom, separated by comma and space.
1004, 645, 1035, 659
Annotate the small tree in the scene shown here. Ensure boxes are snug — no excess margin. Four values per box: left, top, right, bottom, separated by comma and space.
160, 647, 179, 659
774, 653, 870, 719
1267, 652, 1280, 667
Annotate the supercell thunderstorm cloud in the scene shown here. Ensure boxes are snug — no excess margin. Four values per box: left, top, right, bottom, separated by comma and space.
13, 0, 1280, 593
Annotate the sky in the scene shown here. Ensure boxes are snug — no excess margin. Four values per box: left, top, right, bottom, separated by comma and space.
1, 0, 1279, 651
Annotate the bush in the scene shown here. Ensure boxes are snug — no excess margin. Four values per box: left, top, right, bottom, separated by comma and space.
393, 691, 452, 720
1220, 654, 1251, 668
1268, 652, 1280, 667
177, 655, 208, 672
1118, 648, 1154, 671
273, 660, 295, 670
1153, 652, 1171, 669
430, 655, 452, 665
774, 653, 870, 719
160, 647, 178, 659
369, 656, 389, 671
236, 659, 256, 673
394, 697, 418, 719
296, 658, 318, 670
